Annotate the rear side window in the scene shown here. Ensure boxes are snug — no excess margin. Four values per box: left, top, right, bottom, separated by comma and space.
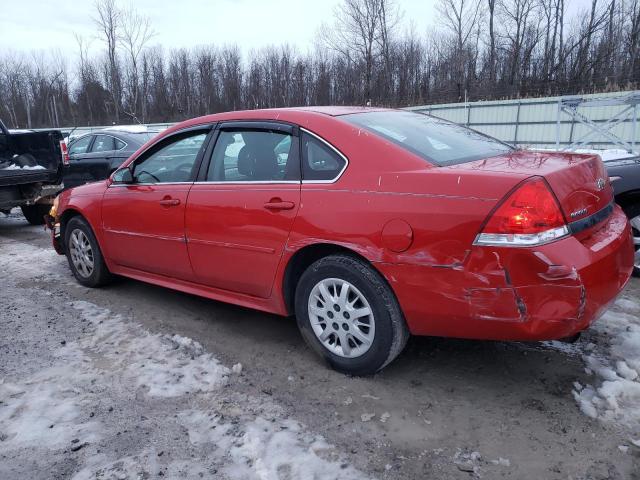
207, 130, 298, 182
342, 111, 513, 166
91, 135, 115, 153
301, 132, 346, 181
114, 138, 127, 150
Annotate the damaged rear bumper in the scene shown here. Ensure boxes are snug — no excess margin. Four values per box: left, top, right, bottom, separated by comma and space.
378, 206, 635, 341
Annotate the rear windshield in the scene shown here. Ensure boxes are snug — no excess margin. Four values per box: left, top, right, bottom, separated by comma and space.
342, 111, 514, 166
135, 132, 159, 142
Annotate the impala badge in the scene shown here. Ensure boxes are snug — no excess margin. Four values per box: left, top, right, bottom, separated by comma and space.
570, 208, 588, 218
596, 178, 606, 190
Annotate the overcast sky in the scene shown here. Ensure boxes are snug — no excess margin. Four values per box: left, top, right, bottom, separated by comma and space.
1, 0, 594, 60
0, 0, 436, 57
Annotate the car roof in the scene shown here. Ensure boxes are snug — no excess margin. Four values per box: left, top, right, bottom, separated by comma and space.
70, 129, 156, 146
276, 106, 392, 116
158, 106, 396, 139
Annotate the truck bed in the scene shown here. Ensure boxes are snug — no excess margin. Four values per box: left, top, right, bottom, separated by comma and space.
0, 129, 63, 186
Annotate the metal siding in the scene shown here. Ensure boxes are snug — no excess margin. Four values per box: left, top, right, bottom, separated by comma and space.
413, 90, 639, 150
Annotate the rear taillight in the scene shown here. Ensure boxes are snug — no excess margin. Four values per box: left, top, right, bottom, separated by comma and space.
474, 177, 569, 246
60, 140, 70, 165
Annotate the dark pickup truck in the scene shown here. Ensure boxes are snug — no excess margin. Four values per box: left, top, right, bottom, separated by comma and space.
0, 119, 64, 224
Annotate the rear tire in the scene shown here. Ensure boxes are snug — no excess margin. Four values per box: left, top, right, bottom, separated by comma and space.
623, 203, 640, 278
64, 216, 113, 287
294, 254, 409, 375
21, 204, 50, 225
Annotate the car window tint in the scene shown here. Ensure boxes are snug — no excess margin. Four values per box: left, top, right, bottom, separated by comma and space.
133, 132, 208, 183
114, 138, 127, 150
207, 130, 296, 182
91, 135, 115, 153
69, 136, 93, 155
301, 132, 346, 181
342, 111, 513, 166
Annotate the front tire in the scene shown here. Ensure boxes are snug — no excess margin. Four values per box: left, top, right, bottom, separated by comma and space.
21, 204, 50, 225
294, 255, 409, 375
64, 216, 113, 287
623, 203, 640, 277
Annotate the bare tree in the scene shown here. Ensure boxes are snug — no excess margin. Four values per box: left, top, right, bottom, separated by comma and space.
2, 0, 640, 129
94, 0, 122, 123
120, 4, 155, 122
437, 0, 483, 100
321, 0, 399, 104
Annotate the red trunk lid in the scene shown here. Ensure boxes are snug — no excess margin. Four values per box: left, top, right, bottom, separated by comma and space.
449, 150, 613, 222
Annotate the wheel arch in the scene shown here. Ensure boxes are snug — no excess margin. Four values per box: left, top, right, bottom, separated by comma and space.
282, 242, 391, 316
59, 208, 93, 253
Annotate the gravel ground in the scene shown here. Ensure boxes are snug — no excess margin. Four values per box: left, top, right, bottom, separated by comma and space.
1, 210, 639, 479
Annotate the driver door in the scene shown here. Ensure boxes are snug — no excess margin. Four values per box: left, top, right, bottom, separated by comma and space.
101, 127, 212, 280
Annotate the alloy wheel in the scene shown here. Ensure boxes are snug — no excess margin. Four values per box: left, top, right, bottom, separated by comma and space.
69, 229, 94, 278
308, 278, 375, 358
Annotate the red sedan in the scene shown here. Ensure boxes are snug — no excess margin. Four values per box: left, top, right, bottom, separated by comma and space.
49, 107, 635, 375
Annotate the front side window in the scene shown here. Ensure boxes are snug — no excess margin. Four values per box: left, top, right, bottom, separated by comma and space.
207, 129, 297, 182
69, 135, 93, 155
301, 132, 346, 181
133, 131, 208, 183
91, 135, 115, 153
342, 111, 513, 166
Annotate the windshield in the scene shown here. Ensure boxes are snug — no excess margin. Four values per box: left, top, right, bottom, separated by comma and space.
342, 111, 514, 166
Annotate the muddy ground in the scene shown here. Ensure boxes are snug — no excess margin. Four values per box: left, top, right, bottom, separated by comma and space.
1, 211, 639, 479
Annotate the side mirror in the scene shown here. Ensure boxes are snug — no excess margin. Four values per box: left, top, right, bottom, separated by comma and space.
112, 166, 134, 184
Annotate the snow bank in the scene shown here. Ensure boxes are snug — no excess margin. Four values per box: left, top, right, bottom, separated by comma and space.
572, 296, 640, 433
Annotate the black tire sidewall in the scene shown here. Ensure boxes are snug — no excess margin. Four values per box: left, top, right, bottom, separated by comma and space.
295, 255, 401, 375
623, 203, 640, 277
64, 217, 109, 287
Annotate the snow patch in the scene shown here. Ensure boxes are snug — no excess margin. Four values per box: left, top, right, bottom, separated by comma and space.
0, 358, 101, 449
70, 301, 229, 397
0, 163, 46, 171
231, 417, 367, 480
1, 241, 372, 479
177, 410, 372, 479
72, 451, 163, 480
572, 296, 640, 431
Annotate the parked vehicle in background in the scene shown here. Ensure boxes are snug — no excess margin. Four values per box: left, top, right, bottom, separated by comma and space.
603, 154, 640, 276
0, 119, 64, 224
48, 108, 634, 375
63, 126, 158, 189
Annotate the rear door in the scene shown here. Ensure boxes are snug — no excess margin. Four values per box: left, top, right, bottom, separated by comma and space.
185, 122, 301, 298
102, 127, 212, 280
